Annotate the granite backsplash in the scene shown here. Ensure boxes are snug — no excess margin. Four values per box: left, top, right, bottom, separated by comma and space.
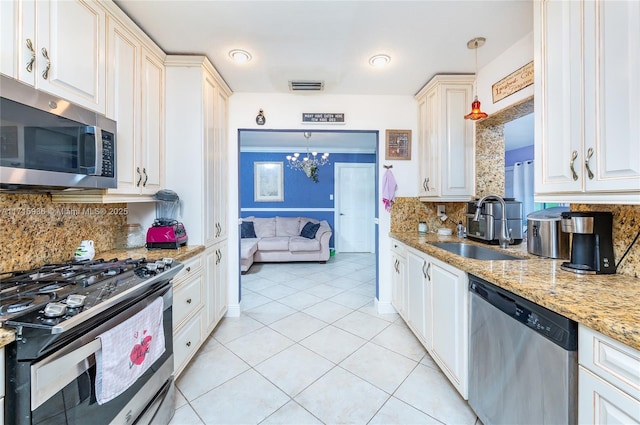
1, 193, 126, 271
391, 197, 640, 278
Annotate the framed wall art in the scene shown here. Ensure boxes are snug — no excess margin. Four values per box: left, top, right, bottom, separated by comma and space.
254, 162, 284, 202
385, 129, 411, 160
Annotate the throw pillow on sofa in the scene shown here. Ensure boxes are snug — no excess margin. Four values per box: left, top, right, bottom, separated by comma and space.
241, 221, 257, 238
300, 221, 320, 239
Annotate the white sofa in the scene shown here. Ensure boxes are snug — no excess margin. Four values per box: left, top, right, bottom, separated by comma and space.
240, 216, 332, 273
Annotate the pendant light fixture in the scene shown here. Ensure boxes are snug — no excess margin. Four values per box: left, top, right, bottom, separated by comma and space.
464, 37, 488, 121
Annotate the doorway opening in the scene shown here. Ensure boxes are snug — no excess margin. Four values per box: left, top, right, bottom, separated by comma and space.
237, 129, 379, 307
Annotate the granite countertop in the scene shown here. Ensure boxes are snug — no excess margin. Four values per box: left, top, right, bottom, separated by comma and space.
97, 244, 205, 263
0, 245, 206, 349
391, 232, 640, 352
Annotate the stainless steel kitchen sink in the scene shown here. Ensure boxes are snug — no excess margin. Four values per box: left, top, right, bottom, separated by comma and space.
430, 242, 524, 261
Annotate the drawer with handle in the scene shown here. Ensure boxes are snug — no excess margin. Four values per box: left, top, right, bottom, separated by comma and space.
172, 272, 204, 328
173, 312, 203, 378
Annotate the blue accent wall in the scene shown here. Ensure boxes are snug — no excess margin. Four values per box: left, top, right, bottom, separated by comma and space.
240, 152, 376, 247
505, 145, 534, 166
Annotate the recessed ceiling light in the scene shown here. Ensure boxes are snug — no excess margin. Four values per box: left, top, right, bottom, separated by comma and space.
369, 54, 391, 68
229, 49, 252, 64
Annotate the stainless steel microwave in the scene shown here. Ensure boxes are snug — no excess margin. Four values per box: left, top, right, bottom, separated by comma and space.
0, 75, 116, 190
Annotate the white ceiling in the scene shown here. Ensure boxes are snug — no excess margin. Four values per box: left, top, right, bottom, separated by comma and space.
114, 1, 533, 96
113, 1, 534, 151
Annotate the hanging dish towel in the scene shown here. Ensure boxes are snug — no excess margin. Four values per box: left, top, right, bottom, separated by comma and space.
95, 297, 165, 405
382, 169, 398, 212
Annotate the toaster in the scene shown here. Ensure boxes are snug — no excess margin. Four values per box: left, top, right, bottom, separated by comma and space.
465, 199, 524, 245
146, 220, 188, 249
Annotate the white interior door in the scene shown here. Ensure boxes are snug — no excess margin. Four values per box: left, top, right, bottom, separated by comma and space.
335, 163, 375, 253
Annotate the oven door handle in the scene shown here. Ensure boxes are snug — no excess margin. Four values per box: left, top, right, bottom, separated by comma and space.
31, 339, 101, 411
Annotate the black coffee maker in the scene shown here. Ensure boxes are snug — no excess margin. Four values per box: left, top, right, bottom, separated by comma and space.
560, 211, 616, 274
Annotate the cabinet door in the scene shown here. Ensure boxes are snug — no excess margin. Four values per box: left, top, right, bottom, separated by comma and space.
534, 0, 584, 194
579, 366, 640, 424
430, 258, 469, 398
1, 0, 36, 84
204, 242, 228, 335
440, 83, 474, 197
139, 48, 164, 194
406, 249, 426, 341
35, 0, 106, 113
390, 252, 406, 318
106, 18, 141, 194
214, 242, 228, 323
420, 88, 440, 197
213, 87, 229, 242
583, 0, 640, 192
203, 75, 217, 246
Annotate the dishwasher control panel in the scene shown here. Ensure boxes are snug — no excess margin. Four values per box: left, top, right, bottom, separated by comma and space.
469, 276, 578, 351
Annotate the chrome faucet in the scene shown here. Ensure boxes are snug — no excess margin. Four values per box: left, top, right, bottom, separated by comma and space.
473, 194, 513, 249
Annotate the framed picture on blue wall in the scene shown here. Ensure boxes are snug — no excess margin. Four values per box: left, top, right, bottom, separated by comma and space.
254, 162, 284, 202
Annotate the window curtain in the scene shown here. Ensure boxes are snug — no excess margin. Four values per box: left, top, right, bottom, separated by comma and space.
512, 160, 534, 221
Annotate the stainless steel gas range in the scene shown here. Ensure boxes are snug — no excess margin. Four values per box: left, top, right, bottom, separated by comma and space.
0, 257, 183, 425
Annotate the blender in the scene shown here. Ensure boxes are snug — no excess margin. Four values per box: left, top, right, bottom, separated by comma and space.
146, 189, 189, 249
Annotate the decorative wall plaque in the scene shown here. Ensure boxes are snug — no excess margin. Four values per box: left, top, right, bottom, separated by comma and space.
301, 113, 345, 124
492, 61, 534, 103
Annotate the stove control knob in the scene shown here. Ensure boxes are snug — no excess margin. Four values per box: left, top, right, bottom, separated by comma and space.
66, 294, 87, 309
44, 302, 67, 318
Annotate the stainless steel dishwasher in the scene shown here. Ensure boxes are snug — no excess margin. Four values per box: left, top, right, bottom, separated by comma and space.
468, 275, 578, 424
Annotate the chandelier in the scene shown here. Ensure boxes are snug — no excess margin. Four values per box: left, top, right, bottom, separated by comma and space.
285, 132, 329, 183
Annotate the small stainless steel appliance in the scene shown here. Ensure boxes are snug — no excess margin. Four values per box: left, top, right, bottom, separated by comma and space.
1, 257, 183, 425
465, 198, 523, 245
0, 75, 116, 191
560, 211, 616, 274
527, 207, 570, 259
469, 275, 578, 425
146, 190, 188, 249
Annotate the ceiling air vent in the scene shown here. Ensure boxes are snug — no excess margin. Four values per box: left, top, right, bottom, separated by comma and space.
289, 80, 324, 91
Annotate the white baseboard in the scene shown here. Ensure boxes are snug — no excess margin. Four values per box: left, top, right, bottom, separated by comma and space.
375, 298, 397, 315
225, 303, 241, 317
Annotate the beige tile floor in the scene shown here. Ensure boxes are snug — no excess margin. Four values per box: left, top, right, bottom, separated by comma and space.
170, 253, 480, 425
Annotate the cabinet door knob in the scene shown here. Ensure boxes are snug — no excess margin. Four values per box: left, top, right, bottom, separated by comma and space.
186, 341, 191, 347
186, 266, 191, 272
584, 147, 595, 180
186, 298, 192, 304
422, 260, 428, 279
136, 167, 142, 187
41, 47, 50, 80
426, 263, 431, 281
569, 150, 579, 181
142, 168, 149, 186
26, 39, 35, 73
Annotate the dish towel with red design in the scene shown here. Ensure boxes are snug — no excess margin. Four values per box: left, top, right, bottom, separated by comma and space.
95, 297, 165, 405
382, 169, 397, 212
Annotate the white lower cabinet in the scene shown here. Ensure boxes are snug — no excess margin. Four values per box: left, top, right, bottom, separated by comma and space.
578, 325, 640, 424
393, 240, 468, 399
406, 247, 430, 348
204, 242, 228, 336
172, 254, 204, 378
390, 240, 407, 318
429, 256, 468, 399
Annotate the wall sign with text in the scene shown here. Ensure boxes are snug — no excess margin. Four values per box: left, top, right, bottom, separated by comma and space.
492, 61, 534, 103
301, 113, 345, 124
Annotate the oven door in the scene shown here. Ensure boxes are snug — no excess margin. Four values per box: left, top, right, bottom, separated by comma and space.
13, 285, 174, 425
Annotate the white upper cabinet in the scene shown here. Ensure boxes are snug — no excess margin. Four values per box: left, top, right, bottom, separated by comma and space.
2, 0, 106, 113
52, 3, 166, 203
1, 0, 36, 85
534, 0, 640, 203
164, 55, 231, 247
416, 75, 475, 201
